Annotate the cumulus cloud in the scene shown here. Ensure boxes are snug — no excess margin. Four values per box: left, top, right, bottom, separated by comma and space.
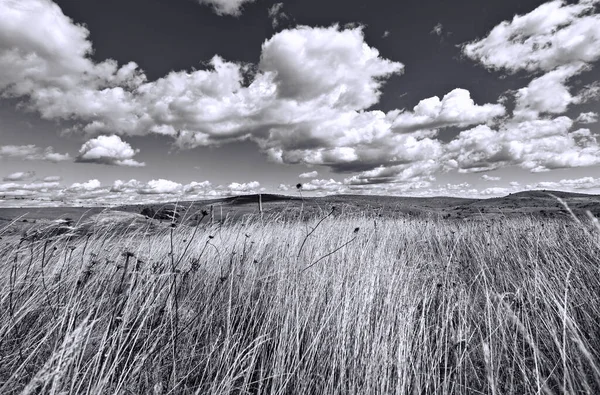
110, 179, 143, 193
260, 25, 404, 109
133, 179, 260, 197
463, 0, 600, 73
299, 171, 318, 179
262, 108, 445, 181
298, 179, 346, 193
576, 111, 599, 124
463, 0, 600, 124
227, 181, 261, 193
0, 0, 146, 127
68, 179, 102, 191
445, 116, 600, 173
512, 63, 587, 119
197, 0, 255, 16
457, 0, 600, 177
527, 176, 600, 191
110, 178, 259, 199
0, 181, 60, 192
183, 181, 212, 194
0, 145, 71, 162
3, 171, 36, 181
0, 177, 64, 202
0, 180, 62, 200
392, 88, 505, 132
138, 179, 183, 195
76, 135, 145, 167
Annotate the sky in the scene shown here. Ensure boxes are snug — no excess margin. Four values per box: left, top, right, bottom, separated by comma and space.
0, 0, 599, 206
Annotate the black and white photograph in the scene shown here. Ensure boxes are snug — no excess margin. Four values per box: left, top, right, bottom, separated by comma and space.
1, 0, 600, 393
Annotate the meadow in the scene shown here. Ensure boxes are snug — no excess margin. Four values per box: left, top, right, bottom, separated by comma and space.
1, 199, 600, 394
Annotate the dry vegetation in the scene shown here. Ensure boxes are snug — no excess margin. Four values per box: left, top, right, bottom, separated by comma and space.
1, 204, 600, 394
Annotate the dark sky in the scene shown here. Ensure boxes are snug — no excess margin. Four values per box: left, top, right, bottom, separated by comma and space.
1, 0, 599, 205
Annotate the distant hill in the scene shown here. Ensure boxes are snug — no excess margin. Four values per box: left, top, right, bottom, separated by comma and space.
504, 190, 598, 199
222, 193, 301, 205
1, 190, 600, 229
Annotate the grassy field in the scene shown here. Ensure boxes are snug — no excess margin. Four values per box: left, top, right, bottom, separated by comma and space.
1, 195, 600, 394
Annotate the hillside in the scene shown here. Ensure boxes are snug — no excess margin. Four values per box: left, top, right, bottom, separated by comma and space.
1, 191, 600, 235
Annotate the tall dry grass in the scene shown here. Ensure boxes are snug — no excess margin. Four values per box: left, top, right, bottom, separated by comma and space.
1, 209, 600, 394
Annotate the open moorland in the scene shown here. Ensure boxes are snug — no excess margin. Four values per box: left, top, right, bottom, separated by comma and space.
3, 189, 600, 232
1, 191, 600, 394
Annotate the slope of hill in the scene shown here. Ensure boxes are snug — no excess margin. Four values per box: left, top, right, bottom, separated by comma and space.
1, 191, 600, 232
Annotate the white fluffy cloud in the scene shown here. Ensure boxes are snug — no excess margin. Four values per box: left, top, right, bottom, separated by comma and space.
527, 176, 600, 191
463, 0, 600, 125
111, 179, 143, 193
183, 181, 213, 194
463, 0, 600, 73
139, 179, 183, 195
391, 88, 505, 132
197, 0, 255, 16
227, 181, 261, 193
576, 111, 599, 124
512, 63, 586, 120
68, 179, 102, 191
0, 180, 62, 199
3, 171, 36, 181
299, 171, 319, 179
0, 181, 60, 192
0, 145, 71, 162
76, 135, 145, 167
297, 179, 346, 193
0, 0, 146, 126
262, 108, 445, 180
109, 179, 259, 200
458, 0, 600, 177
445, 116, 600, 172
259, 25, 404, 110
